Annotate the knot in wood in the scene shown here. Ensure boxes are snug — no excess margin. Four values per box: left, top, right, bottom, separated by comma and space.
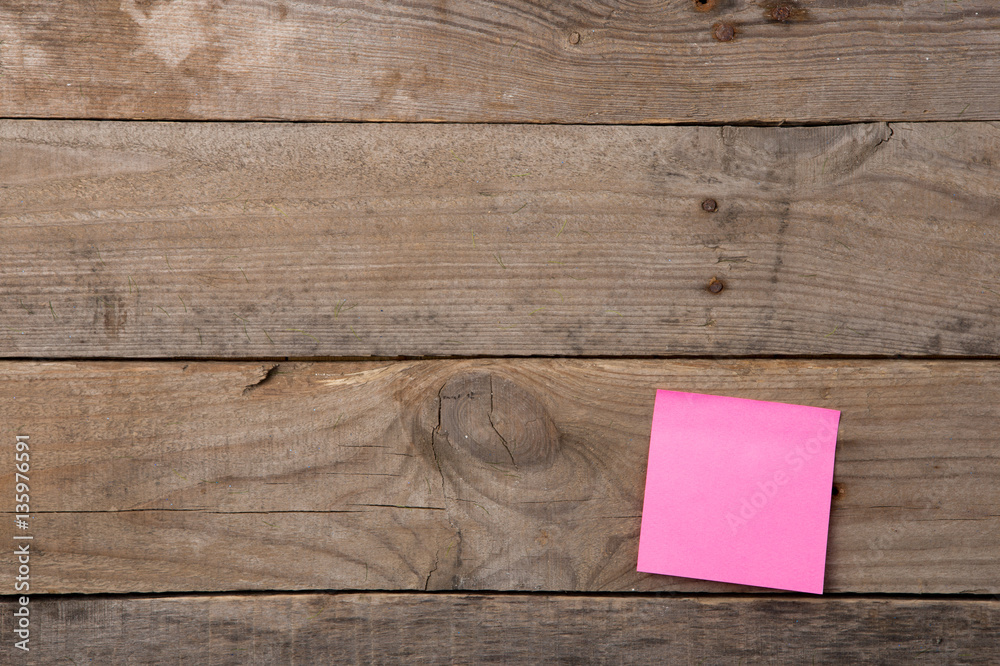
434, 371, 557, 470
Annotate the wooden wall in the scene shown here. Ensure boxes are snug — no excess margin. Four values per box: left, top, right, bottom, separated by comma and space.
1, 0, 998, 662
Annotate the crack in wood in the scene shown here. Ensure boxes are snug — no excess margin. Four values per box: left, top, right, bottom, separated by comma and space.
430, 383, 448, 496
242, 363, 280, 396
488, 374, 518, 468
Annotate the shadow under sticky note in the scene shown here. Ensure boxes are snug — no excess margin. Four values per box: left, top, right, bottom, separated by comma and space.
637, 390, 841, 594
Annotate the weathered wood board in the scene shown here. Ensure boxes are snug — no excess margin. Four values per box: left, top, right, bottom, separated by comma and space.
4, 0, 997, 659
1, 1, 999, 123
3, 121, 999, 358
1, 593, 996, 664
1, 359, 997, 594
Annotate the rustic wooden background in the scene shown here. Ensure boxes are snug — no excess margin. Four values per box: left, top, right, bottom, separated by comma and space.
1, 0, 998, 663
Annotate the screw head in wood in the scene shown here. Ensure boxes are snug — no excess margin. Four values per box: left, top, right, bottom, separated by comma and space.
707, 277, 724, 294
712, 22, 736, 42
569, 31, 581, 44
702, 198, 718, 212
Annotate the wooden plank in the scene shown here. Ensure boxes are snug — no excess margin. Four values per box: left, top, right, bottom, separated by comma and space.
2, 359, 997, 594
3, 121, 999, 358
0, 593, 996, 664
1, 1, 999, 123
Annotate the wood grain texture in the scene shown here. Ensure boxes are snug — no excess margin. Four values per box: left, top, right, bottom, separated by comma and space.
1, 593, 997, 665
3, 120, 1000, 358
1, 359, 997, 594
1, 1, 999, 123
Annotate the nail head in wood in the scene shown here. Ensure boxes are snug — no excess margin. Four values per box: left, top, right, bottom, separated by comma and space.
712, 22, 736, 42
771, 5, 792, 22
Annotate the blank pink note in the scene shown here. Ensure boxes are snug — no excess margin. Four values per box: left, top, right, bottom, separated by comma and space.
637, 390, 841, 594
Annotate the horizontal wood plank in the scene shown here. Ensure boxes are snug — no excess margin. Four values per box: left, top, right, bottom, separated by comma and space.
3, 121, 1000, 358
1, 1, 999, 123
0, 593, 996, 664
1, 359, 997, 594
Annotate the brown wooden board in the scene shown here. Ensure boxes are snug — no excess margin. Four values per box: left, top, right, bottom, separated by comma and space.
0, 593, 997, 664
1, 359, 997, 595
1, 1, 999, 123
3, 121, 999, 358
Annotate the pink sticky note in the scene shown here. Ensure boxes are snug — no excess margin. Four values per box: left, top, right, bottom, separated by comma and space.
637, 390, 840, 594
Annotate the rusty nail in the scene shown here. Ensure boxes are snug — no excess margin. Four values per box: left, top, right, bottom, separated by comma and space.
770, 5, 791, 22
712, 22, 735, 42
702, 198, 718, 213
569, 31, 581, 44
693, 0, 717, 12
707, 277, 724, 294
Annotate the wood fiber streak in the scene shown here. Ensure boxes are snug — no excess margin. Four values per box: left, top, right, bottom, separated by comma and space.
1, 359, 997, 594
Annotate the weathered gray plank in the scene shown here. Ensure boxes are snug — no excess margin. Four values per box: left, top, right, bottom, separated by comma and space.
1, 359, 997, 594
0, 593, 996, 664
1, 1, 999, 123
3, 121, 999, 358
